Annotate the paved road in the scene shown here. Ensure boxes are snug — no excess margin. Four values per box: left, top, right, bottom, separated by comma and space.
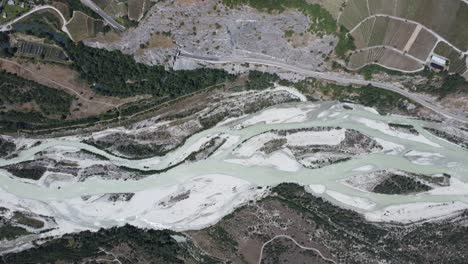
80, 0, 125, 31
179, 52, 468, 123
0, 5, 73, 39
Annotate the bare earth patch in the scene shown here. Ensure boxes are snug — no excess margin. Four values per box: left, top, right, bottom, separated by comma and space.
147, 33, 174, 49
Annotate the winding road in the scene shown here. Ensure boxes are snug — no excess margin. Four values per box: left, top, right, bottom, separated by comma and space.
258, 235, 337, 264
179, 52, 468, 124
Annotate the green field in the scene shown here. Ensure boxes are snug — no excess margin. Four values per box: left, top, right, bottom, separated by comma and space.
16, 40, 70, 64
66, 11, 105, 42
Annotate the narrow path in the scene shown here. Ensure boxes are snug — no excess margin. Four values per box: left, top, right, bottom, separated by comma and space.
179, 53, 468, 124
257, 235, 337, 264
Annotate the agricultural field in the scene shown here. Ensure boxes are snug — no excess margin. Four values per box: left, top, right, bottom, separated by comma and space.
16, 40, 70, 64
50, 1, 71, 20
338, 0, 369, 30
66, 11, 105, 42
349, 16, 420, 71
350, 17, 374, 48
343, 0, 467, 76
352, 15, 416, 51
407, 28, 438, 61
381, 19, 415, 51
368, 0, 394, 15
342, 0, 468, 51
434, 42, 468, 75
378, 48, 423, 71
348, 47, 423, 72
51, 0, 101, 19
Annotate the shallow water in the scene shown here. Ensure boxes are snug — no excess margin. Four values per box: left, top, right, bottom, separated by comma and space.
1, 101, 467, 214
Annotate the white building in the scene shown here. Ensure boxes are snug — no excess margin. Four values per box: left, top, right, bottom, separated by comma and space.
430, 54, 447, 70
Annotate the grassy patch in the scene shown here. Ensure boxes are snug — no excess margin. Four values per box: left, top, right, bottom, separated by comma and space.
358, 64, 404, 80
373, 175, 431, 195
12, 212, 45, 229
0, 225, 30, 241
222, 0, 337, 34
335, 26, 355, 59
284, 29, 294, 38
66, 11, 104, 42
245, 71, 279, 90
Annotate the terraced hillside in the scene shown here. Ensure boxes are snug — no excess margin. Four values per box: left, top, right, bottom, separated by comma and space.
340, 0, 468, 76
66, 11, 105, 42
434, 42, 468, 74
348, 47, 423, 72
343, 0, 468, 50
352, 17, 416, 50
407, 28, 438, 61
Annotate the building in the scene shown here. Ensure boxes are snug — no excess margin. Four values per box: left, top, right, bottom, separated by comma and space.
430, 54, 447, 71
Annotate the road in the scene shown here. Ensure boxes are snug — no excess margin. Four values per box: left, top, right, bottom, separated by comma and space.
179, 52, 468, 124
258, 235, 337, 264
80, 0, 125, 32
0, 5, 73, 40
